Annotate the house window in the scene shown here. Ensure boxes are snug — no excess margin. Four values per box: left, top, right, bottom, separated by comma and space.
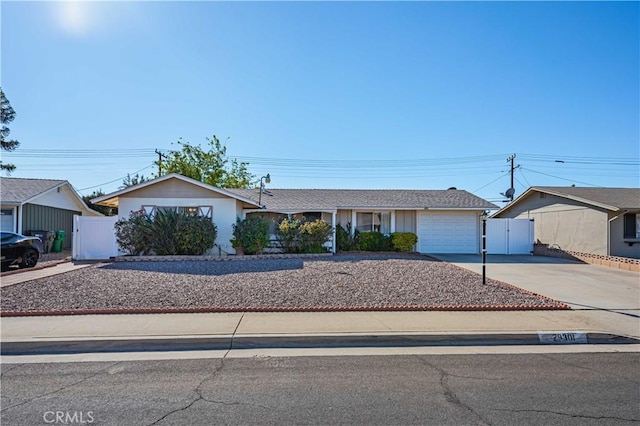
356, 212, 391, 234
141, 206, 212, 219
623, 213, 640, 239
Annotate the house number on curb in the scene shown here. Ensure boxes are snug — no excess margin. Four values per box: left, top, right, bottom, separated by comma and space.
538, 332, 588, 344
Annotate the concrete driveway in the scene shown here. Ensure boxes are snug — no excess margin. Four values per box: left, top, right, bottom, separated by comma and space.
432, 254, 640, 338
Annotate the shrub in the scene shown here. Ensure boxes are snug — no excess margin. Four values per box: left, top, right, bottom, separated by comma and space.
299, 219, 332, 253
231, 216, 270, 255
276, 217, 302, 253
277, 218, 333, 253
174, 212, 218, 255
336, 223, 359, 251
114, 209, 151, 255
357, 231, 392, 252
391, 232, 418, 252
114, 209, 217, 255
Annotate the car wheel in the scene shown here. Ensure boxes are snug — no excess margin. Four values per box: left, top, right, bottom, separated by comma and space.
20, 248, 39, 268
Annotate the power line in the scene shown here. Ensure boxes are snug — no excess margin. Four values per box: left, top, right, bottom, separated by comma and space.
77, 164, 155, 192
520, 167, 603, 187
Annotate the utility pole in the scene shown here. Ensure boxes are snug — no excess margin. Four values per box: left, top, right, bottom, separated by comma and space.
507, 154, 517, 201
155, 149, 167, 175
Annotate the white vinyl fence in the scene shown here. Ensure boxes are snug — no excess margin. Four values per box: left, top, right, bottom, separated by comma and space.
72, 215, 119, 260
486, 218, 534, 255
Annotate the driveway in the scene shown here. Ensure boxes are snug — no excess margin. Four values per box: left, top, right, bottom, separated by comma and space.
432, 254, 640, 338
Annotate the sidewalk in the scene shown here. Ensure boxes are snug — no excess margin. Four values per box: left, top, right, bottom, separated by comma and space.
2, 310, 637, 355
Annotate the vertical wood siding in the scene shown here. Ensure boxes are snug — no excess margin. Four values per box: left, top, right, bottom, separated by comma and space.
22, 204, 80, 250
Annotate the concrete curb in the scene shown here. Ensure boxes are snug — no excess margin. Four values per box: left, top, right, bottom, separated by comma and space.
2, 332, 637, 356
0, 303, 571, 317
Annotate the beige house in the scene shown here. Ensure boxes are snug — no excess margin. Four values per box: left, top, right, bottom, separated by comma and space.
93, 173, 497, 255
492, 186, 640, 259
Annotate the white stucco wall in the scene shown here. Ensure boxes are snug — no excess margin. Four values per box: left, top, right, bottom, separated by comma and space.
31, 184, 101, 216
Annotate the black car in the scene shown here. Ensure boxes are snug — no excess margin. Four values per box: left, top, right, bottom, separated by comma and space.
1, 232, 43, 270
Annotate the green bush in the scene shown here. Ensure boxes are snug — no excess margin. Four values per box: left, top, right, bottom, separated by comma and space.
114, 209, 217, 255
391, 232, 418, 252
300, 220, 332, 253
114, 209, 151, 255
336, 223, 359, 251
277, 218, 333, 253
357, 231, 392, 252
231, 216, 270, 255
276, 217, 302, 253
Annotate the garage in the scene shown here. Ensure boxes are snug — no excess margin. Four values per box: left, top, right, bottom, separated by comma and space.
418, 211, 479, 254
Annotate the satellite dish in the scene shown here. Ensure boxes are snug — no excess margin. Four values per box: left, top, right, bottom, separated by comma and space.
500, 188, 515, 200
505, 188, 515, 198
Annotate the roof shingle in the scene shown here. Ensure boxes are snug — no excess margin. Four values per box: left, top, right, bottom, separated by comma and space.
532, 186, 640, 210
225, 188, 497, 211
1, 178, 66, 205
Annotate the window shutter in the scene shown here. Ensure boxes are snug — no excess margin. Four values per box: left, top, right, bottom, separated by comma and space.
623, 213, 636, 238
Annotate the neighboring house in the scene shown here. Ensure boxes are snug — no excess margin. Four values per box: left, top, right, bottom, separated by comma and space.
92, 173, 497, 255
492, 186, 640, 259
0, 177, 103, 249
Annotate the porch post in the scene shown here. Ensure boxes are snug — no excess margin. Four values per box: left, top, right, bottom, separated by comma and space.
332, 211, 337, 253
351, 211, 357, 236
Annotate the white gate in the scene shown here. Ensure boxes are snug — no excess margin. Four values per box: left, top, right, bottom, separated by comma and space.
486, 218, 534, 255
72, 215, 119, 260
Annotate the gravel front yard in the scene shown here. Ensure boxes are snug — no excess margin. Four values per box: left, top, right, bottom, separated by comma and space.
0, 254, 568, 314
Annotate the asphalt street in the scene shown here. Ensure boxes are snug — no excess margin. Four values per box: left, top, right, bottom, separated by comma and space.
1, 352, 638, 425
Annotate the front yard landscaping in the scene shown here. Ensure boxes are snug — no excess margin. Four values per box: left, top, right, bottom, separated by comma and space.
0, 253, 568, 315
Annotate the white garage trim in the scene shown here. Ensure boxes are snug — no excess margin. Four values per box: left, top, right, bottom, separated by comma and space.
418, 211, 479, 254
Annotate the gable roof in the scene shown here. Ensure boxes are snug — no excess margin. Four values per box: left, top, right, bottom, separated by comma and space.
1, 177, 102, 215
495, 186, 640, 216
1, 177, 67, 205
226, 188, 498, 212
91, 173, 261, 208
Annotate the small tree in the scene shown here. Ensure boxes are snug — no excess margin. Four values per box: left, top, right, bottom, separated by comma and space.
1, 88, 20, 173
120, 173, 149, 189
83, 190, 117, 216
160, 135, 255, 188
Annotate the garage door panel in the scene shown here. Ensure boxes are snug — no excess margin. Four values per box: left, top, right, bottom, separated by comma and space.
418, 212, 478, 254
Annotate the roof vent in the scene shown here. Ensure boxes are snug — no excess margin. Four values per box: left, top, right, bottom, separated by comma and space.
447, 187, 457, 190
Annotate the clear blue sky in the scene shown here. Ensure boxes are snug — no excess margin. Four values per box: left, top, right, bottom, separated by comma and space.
2, 1, 638, 204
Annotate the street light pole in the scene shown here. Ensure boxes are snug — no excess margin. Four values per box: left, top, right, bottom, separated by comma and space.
258, 174, 271, 208
481, 211, 488, 284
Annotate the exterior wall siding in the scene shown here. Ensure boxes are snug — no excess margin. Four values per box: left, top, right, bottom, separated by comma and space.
124, 179, 228, 199
22, 204, 80, 249
336, 210, 352, 228
394, 210, 417, 233
609, 214, 640, 259
497, 193, 608, 255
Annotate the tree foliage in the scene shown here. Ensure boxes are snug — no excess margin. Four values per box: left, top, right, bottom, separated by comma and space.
82, 190, 117, 216
120, 173, 149, 189
0, 88, 20, 172
159, 135, 255, 188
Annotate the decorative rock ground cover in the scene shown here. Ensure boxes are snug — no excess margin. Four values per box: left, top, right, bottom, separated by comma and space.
0, 253, 568, 315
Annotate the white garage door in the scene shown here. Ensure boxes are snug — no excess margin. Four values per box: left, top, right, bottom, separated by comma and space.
418, 211, 478, 254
